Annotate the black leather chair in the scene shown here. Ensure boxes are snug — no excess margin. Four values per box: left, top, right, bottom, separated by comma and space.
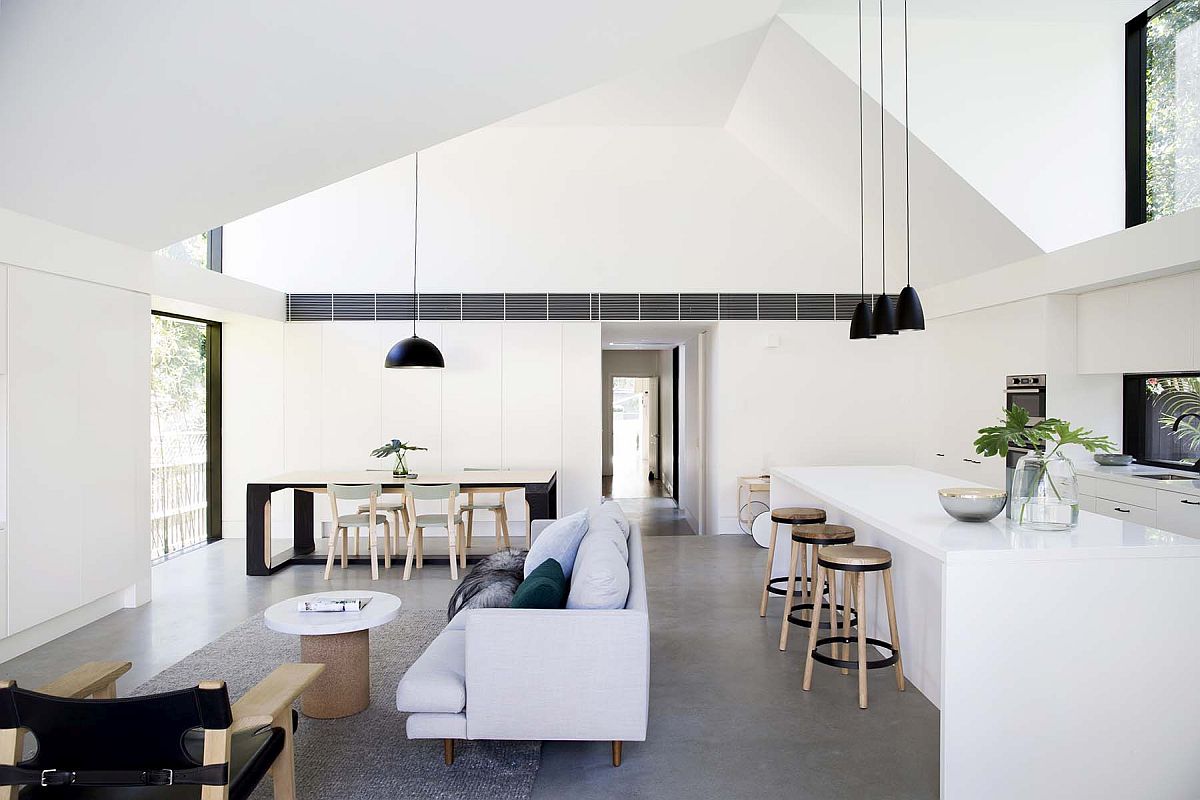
0, 661, 324, 800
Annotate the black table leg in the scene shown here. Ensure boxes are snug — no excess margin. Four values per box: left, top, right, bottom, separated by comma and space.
294, 490, 315, 555
525, 476, 559, 523
246, 483, 272, 576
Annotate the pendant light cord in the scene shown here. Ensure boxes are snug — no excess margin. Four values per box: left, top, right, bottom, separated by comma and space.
413, 151, 420, 337
858, 0, 866, 300
903, 0, 911, 287
879, 0, 886, 298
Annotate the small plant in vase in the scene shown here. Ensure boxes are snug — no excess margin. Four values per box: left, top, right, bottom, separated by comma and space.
371, 439, 428, 478
974, 407, 1116, 530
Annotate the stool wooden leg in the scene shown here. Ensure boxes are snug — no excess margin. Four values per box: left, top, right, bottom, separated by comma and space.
856, 572, 869, 709
801, 565, 826, 691
759, 522, 779, 617
778, 540, 802, 651
827, 558, 839, 661
798, 538, 809, 618
808, 539, 822, 625
883, 567, 906, 691
841, 571, 854, 676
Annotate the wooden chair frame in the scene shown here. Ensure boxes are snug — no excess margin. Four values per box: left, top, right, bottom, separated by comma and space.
0, 661, 323, 800
324, 483, 391, 580
403, 484, 466, 581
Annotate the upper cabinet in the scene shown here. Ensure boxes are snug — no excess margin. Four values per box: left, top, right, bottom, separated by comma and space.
1078, 272, 1197, 375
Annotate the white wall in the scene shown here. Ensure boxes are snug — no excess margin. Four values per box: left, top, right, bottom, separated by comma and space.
779, 9, 1126, 253
681, 334, 705, 532
222, 321, 602, 539
709, 321, 916, 533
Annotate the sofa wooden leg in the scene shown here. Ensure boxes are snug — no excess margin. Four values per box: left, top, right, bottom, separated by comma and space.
611, 740, 622, 767
444, 739, 455, 766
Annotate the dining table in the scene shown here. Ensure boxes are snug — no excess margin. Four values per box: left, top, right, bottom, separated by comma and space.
245, 469, 558, 575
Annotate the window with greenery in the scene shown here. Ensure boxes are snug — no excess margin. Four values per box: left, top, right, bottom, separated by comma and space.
1124, 373, 1200, 469
1128, 0, 1200, 225
154, 227, 223, 272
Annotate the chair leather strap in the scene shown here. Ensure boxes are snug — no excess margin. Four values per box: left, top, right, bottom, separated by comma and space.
0, 763, 229, 787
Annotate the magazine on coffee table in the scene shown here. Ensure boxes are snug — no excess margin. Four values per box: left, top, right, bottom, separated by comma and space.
298, 596, 373, 613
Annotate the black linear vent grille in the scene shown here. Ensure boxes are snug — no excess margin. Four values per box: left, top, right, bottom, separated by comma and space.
549, 294, 591, 320
332, 293, 375, 321
598, 294, 639, 320
680, 293, 718, 320
418, 294, 461, 321
462, 294, 504, 321
287, 294, 333, 321
758, 294, 798, 320
797, 294, 836, 320
640, 294, 680, 321
719, 294, 757, 320
376, 294, 416, 320
591, 294, 600, 320
505, 293, 548, 320
834, 294, 864, 321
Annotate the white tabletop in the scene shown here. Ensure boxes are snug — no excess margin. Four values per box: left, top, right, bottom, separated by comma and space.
772, 465, 1200, 564
264, 591, 402, 636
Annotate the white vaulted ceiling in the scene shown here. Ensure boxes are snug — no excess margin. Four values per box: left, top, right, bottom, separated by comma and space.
0, 0, 782, 249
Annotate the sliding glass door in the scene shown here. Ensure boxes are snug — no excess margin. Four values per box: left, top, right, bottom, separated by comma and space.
150, 313, 221, 560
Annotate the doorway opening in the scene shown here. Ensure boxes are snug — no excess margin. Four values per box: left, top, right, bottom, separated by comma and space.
609, 376, 662, 498
151, 312, 222, 561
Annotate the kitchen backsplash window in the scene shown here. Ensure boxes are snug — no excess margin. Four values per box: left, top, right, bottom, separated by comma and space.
1124, 373, 1200, 469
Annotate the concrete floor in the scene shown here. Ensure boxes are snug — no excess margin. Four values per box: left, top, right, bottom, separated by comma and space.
0, 498, 939, 799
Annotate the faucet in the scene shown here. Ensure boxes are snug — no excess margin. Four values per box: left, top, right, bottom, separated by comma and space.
1172, 414, 1200, 471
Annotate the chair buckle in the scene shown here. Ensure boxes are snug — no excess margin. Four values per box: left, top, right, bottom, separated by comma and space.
146, 769, 174, 786
41, 769, 74, 787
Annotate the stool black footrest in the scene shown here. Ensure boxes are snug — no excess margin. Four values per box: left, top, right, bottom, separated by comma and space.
765, 576, 811, 597
785, 602, 858, 630
810, 635, 899, 670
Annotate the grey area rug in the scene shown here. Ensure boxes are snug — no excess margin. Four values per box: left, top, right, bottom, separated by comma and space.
134, 609, 541, 800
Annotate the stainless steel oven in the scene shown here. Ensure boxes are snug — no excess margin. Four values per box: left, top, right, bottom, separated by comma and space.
1006, 374, 1047, 425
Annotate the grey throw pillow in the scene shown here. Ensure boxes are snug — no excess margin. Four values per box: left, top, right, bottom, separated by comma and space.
524, 509, 589, 579
447, 549, 526, 621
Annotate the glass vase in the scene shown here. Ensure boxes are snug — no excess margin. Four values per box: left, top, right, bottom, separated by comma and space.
393, 452, 408, 477
1008, 450, 1079, 530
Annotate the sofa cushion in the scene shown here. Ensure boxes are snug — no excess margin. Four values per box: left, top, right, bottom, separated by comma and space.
511, 558, 568, 609
589, 501, 630, 538
566, 528, 630, 610
395, 628, 466, 714
585, 513, 629, 561
524, 509, 588, 578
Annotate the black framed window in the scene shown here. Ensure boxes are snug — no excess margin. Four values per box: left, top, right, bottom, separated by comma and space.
155, 227, 223, 272
1127, 0, 1200, 227
1124, 372, 1200, 469
150, 311, 222, 560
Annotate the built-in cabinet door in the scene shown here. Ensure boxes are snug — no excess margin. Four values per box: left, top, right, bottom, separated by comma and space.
1155, 490, 1200, 538
1092, 498, 1156, 526
1077, 286, 1127, 375
1078, 272, 1197, 374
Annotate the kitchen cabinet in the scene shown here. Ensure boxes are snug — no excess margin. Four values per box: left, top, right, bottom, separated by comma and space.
1077, 272, 1198, 374
1092, 497, 1157, 526
1155, 489, 1200, 538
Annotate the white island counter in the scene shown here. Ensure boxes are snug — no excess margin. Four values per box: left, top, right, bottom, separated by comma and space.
771, 465, 1200, 800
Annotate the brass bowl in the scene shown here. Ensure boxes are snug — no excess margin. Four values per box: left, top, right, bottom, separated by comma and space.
938, 487, 1007, 522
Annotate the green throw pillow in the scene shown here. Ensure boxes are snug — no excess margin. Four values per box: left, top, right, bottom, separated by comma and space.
511, 558, 568, 609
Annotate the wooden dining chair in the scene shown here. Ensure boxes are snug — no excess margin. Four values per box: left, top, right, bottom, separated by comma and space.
460, 467, 521, 551
324, 483, 391, 580
404, 484, 466, 581
356, 492, 410, 558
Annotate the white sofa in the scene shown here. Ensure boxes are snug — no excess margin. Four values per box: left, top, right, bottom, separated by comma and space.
395, 513, 649, 765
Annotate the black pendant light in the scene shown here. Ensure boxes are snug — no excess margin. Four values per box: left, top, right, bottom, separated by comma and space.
849, 0, 875, 340
871, 0, 898, 337
895, 0, 925, 331
386, 151, 445, 369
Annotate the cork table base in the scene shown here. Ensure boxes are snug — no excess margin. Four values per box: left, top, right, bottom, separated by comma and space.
300, 629, 370, 718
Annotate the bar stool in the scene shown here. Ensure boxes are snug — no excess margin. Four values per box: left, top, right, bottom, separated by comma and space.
802, 544, 905, 709
758, 507, 826, 618
778, 524, 856, 652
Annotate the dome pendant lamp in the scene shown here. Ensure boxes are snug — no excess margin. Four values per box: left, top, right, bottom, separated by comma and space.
386, 151, 445, 369
870, 0, 898, 337
895, 0, 925, 331
849, 0, 875, 340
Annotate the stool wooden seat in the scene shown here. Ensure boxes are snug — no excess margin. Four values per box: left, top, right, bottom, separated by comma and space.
778, 525, 857, 652
802, 543, 905, 709
759, 508, 827, 618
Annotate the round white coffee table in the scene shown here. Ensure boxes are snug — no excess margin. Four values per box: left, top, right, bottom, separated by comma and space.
264, 590, 401, 719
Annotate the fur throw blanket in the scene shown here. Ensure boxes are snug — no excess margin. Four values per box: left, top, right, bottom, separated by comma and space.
447, 549, 527, 621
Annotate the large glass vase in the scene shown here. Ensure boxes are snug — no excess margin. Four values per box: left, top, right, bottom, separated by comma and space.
1008, 451, 1079, 531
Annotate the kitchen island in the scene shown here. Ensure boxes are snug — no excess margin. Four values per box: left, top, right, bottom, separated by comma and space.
771, 465, 1200, 800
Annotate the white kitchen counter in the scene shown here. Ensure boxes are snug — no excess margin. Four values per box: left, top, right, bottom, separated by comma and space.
774, 465, 1200, 563
770, 465, 1200, 800
1072, 459, 1200, 498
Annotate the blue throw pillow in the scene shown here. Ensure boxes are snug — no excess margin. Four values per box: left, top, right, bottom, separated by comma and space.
524, 509, 588, 578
